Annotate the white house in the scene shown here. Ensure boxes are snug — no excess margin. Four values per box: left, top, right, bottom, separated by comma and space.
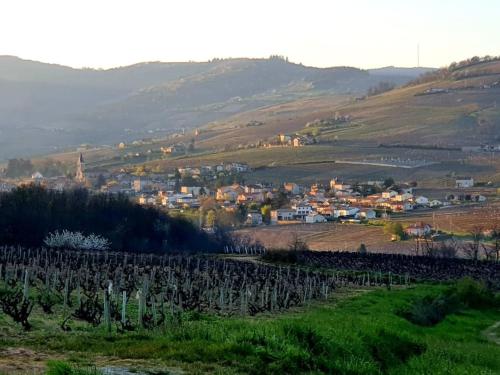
305, 213, 327, 224
271, 209, 296, 224
31, 171, 44, 180
356, 209, 377, 220
414, 196, 429, 206
292, 203, 313, 219
429, 199, 443, 208
405, 222, 432, 237
455, 177, 474, 188
334, 207, 360, 218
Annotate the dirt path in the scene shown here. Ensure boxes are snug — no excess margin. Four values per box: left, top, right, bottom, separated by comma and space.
483, 321, 500, 345
0, 347, 184, 374
0, 347, 54, 374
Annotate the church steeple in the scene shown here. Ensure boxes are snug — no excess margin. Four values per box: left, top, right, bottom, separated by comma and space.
76, 153, 85, 183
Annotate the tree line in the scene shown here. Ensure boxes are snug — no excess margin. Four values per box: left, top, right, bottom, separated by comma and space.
0, 185, 225, 253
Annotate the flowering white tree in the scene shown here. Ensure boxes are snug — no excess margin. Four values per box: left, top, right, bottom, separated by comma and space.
44, 230, 110, 251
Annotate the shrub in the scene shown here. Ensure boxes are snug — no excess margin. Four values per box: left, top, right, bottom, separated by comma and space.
364, 329, 426, 371
453, 277, 497, 309
399, 278, 499, 327
399, 293, 459, 326
44, 230, 110, 251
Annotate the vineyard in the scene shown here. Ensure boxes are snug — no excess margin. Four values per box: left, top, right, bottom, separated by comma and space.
0, 247, 499, 374
0, 246, 413, 334
267, 250, 500, 289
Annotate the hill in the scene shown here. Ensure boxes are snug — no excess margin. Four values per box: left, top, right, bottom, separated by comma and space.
191, 57, 500, 149
125, 57, 500, 185
0, 56, 429, 160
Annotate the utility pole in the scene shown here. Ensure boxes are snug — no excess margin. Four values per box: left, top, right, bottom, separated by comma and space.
417, 43, 420, 67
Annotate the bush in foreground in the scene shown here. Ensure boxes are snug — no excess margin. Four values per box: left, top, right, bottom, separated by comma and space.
399, 278, 499, 326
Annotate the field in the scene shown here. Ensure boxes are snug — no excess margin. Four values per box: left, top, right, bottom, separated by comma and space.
238, 222, 412, 254
237, 201, 500, 253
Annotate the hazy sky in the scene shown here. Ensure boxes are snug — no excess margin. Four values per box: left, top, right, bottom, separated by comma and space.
0, 0, 498, 69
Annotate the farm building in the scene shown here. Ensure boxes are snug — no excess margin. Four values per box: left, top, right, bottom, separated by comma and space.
405, 222, 432, 237
305, 213, 327, 224
455, 177, 474, 188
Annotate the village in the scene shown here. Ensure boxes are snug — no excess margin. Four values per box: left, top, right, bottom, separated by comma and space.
0, 151, 493, 244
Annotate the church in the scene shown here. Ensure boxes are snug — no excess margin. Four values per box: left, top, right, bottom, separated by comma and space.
75, 153, 86, 183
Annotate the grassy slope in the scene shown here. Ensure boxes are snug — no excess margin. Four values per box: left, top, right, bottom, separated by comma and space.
1, 285, 499, 374
20, 60, 500, 184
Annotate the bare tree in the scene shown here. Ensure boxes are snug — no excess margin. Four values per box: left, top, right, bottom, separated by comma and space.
288, 232, 309, 252
463, 225, 484, 260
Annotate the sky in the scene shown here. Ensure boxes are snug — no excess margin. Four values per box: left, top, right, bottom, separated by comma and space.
0, 0, 498, 69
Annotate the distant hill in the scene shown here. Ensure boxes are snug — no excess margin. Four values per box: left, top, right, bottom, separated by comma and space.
0, 56, 432, 159
191, 57, 500, 150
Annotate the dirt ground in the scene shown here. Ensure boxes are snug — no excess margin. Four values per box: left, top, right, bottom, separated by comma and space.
237, 222, 415, 254
236, 201, 500, 254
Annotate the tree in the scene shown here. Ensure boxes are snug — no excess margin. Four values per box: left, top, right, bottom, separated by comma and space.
491, 225, 500, 262
463, 225, 484, 260
384, 222, 405, 240
288, 232, 309, 251
188, 138, 195, 152
367, 81, 395, 96
383, 177, 395, 189
205, 210, 216, 228
95, 174, 106, 189
261, 205, 271, 224
0, 185, 222, 253
358, 243, 367, 254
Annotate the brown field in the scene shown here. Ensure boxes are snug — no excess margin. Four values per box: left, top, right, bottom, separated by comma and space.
392, 200, 500, 234
236, 201, 500, 254
237, 222, 415, 254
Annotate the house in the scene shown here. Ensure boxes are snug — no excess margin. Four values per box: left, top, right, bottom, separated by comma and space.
455, 177, 474, 188
292, 137, 303, 147
245, 184, 264, 194
382, 190, 398, 199
390, 202, 414, 212
133, 178, 152, 193
31, 171, 44, 180
356, 209, 377, 220
271, 209, 296, 224
0, 182, 15, 192
278, 134, 292, 144
393, 193, 413, 202
330, 178, 352, 191
246, 212, 263, 226
429, 199, 443, 208
292, 203, 313, 219
181, 186, 205, 197
405, 222, 432, 237
414, 196, 429, 206
138, 194, 157, 206
284, 182, 300, 195
305, 213, 327, 224
216, 185, 244, 201
227, 162, 249, 173
333, 207, 360, 218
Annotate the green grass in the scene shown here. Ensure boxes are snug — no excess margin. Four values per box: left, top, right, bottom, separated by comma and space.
1, 284, 499, 374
